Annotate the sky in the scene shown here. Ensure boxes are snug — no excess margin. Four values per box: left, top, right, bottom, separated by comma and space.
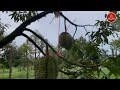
0, 11, 118, 55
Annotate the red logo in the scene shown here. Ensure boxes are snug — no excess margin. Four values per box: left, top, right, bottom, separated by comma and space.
107, 12, 117, 23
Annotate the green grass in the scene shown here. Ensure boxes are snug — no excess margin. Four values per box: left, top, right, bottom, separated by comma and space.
0, 67, 34, 79
0, 67, 69, 79
0, 66, 119, 79
0, 67, 70, 79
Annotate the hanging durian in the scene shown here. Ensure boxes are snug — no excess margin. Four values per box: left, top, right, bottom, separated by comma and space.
59, 32, 74, 50
34, 56, 58, 79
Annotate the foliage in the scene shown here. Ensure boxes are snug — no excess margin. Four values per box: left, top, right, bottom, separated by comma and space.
86, 11, 120, 45
2, 43, 19, 68
0, 17, 9, 40
58, 36, 120, 79
2, 11, 38, 22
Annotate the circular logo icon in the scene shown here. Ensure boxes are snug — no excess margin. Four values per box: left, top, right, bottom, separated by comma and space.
107, 12, 117, 23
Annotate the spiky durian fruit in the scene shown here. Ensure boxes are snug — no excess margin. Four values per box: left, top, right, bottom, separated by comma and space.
59, 32, 74, 50
34, 56, 58, 79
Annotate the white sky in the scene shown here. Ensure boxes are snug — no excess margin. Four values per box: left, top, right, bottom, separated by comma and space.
0, 11, 118, 55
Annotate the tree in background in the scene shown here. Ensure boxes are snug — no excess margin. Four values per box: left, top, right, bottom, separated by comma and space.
17, 42, 32, 79
26, 30, 46, 59
2, 42, 17, 79
110, 39, 120, 57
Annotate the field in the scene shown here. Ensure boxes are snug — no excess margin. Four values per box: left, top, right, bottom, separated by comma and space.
0, 67, 119, 79
0, 67, 69, 79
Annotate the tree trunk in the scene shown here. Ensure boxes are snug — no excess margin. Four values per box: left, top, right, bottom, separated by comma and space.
115, 49, 117, 57
23, 60, 26, 71
9, 58, 12, 79
111, 48, 114, 58
31, 65, 33, 70
26, 58, 29, 79
26, 45, 29, 79
19, 66, 21, 72
3, 65, 4, 79
9, 49, 12, 79
34, 37, 37, 78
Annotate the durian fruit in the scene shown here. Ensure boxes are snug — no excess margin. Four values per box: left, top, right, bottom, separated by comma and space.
59, 32, 74, 50
34, 56, 58, 79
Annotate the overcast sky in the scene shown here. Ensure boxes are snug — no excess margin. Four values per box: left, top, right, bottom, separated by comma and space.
0, 11, 118, 55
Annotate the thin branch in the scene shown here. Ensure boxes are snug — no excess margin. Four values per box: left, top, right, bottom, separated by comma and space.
73, 26, 77, 38
49, 16, 55, 24
83, 26, 88, 33
24, 28, 57, 54
67, 20, 77, 31
64, 19, 67, 32
60, 12, 95, 27
0, 11, 53, 48
59, 69, 76, 76
21, 33, 46, 56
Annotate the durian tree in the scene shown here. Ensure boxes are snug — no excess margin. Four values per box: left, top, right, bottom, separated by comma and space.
58, 36, 101, 79
1, 11, 120, 79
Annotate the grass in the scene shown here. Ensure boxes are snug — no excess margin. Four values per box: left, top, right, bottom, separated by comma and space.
0, 66, 69, 79
0, 66, 119, 79
0, 67, 34, 79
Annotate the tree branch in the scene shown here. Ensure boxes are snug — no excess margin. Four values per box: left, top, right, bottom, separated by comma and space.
73, 26, 77, 38
60, 12, 95, 27
0, 11, 53, 48
24, 28, 82, 67
59, 69, 76, 76
64, 19, 67, 32
24, 28, 102, 68
21, 33, 46, 56
24, 28, 101, 68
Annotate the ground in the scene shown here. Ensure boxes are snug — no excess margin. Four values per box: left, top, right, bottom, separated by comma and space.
0, 67, 118, 79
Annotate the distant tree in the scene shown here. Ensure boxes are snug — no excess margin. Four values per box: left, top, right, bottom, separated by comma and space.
110, 39, 120, 57
27, 30, 46, 59
18, 42, 31, 79
2, 42, 17, 79
100, 48, 109, 59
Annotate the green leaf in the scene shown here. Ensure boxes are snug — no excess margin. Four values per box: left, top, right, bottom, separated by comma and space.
10, 11, 16, 19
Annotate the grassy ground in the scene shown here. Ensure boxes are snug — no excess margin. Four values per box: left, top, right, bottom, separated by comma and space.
0, 67, 119, 79
0, 67, 69, 79
0, 67, 34, 79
